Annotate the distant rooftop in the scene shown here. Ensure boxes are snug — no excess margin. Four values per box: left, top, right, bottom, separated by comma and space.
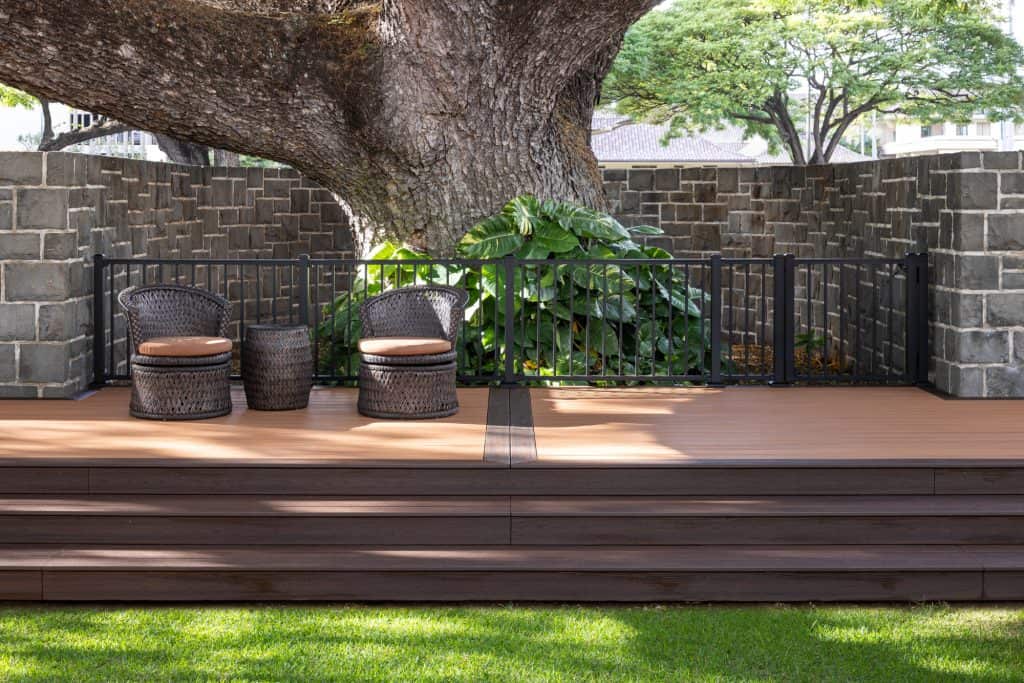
591, 115, 872, 166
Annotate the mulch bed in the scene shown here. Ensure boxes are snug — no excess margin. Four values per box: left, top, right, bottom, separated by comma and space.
729, 343, 852, 376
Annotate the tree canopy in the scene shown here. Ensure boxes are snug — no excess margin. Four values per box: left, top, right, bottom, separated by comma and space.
604, 0, 1024, 164
0, 83, 34, 109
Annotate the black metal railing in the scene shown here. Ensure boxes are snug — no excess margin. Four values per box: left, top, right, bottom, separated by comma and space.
92, 252, 929, 387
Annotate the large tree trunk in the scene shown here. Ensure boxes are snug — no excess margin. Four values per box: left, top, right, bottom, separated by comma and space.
0, 0, 656, 254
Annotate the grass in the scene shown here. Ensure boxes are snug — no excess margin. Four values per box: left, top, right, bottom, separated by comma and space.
0, 605, 1022, 682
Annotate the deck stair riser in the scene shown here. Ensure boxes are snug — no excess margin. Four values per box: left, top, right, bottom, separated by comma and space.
5, 466, 1024, 495
3, 495, 1024, 546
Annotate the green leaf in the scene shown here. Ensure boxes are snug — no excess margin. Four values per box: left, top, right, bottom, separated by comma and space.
365, 242, 396, 260
503, 195, 544, 236
628, 224, 664, 236
575, 214, 632, 243
532, 221, 580, 254
517, 240, 552, 260
459, 216, 525, 258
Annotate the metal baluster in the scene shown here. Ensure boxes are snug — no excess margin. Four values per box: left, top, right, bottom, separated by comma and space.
822, 263, 830, 378
255, 266, 262, 324
744, 263, 751, 382
888, 262, 895, 379
271, 265, 278, 323
807, 263, 813, 378
568, 263, 575, 377
663, 262, 671, 378
872, 264, 879, 378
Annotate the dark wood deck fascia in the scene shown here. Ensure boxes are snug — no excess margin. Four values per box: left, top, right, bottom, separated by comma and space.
1, 385, 1024, 602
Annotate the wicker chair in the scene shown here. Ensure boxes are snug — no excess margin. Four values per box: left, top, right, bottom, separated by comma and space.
357, 285, 468, 419
119, 284, 233, 420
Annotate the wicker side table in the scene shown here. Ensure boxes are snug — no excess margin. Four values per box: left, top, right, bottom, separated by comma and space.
242, 324, 313, 410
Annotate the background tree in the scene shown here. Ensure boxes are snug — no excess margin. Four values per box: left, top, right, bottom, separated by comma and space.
0, 0, 661, 254
604, 0, 1024, 165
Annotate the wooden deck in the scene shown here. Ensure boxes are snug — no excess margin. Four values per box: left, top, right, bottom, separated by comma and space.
0, 387, 492, 466
529, 386, 1024, 465
1, 384, 1023, 602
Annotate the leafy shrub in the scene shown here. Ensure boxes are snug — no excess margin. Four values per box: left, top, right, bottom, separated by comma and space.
316, 196, 714, 381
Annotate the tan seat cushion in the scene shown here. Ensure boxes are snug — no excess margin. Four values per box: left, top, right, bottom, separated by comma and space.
358, 337, 452, 356
138, 336, 233, 357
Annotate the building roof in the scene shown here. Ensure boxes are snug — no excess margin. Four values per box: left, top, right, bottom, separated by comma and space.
591, 116, 751, 163
591, 115, 873, 165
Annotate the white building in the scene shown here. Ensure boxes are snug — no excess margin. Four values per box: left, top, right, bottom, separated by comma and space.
0, 101, 166, 161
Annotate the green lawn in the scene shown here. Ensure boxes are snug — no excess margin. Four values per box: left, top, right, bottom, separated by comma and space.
0, 605, 1021, 682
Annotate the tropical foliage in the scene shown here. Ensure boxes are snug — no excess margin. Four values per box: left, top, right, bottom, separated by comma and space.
316, 197, 714, 382
604, 0, 1024, 164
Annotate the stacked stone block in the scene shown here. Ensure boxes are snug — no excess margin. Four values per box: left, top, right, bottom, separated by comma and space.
604, 152, 1024, 397
0, 152, 354, 397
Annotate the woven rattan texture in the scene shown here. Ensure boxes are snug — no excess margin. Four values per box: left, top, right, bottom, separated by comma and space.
242, 325, 313, 410
119, 285, 233, 420
357, 286, 468, 419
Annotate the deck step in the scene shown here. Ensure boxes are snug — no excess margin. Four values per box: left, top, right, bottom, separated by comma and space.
3, 495, 1023, 546
0, 496, 509, 545
0, 545, 1021, 602
7, 465, 1024, 495
511, 495, 1024, 545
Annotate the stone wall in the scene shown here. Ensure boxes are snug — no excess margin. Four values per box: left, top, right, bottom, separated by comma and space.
0, 152, 352, 398
1, 151, 1021, 397
604, 152, 1024, 397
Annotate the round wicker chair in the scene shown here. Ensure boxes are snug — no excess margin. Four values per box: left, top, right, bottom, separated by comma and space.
119, 284, 233, 420
357, 285, 468, 419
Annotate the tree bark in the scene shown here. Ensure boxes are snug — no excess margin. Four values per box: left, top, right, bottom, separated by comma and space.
0, 0, 657, 254
154, 135, 212, 166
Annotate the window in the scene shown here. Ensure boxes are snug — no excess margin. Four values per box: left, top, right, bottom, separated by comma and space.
976, 122, 992, 136
1016, 123, 1024, 136
132, 131, 142, 145
920, 123, 943, 138
956, 124, 970, 136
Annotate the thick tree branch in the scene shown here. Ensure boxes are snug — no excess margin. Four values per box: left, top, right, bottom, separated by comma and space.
0, 0, 373, 164
37, 117, 134, 151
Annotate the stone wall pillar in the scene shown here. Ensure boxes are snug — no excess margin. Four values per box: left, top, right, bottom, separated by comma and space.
0, 152, 90, 398
932, 152, 1024, 397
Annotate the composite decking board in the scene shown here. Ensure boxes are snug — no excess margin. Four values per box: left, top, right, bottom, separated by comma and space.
0, 468, 90, 493
528, 386, 1024, 466
935, 469, 1024, 494
509, 495, 1024, 516
504, 468, 937, 495
982, 572, 1024, 600
0, 387, 494, 467
86, 468, 518, 495
0, 517, 510, 546
483, 387, 511, 465
0, 571, 42, 600
79, 467, 938, 495
38, 570, 984, 602
510, 517, 1024, 545
0, 495, 510, 516
0, 545, 1004, 571
9, 494, 1024, 516
508, 387, 538, 464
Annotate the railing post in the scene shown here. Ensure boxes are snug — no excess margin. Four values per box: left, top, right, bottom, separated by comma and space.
297, 254, 310, 326
502, 254, 516, 385
772, 253, 795, 385
905, 252, 929, 385
709, 253, 723, 385
92, 253, 106, 387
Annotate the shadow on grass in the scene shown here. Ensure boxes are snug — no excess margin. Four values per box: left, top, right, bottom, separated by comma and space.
0, 605, 1022, 682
